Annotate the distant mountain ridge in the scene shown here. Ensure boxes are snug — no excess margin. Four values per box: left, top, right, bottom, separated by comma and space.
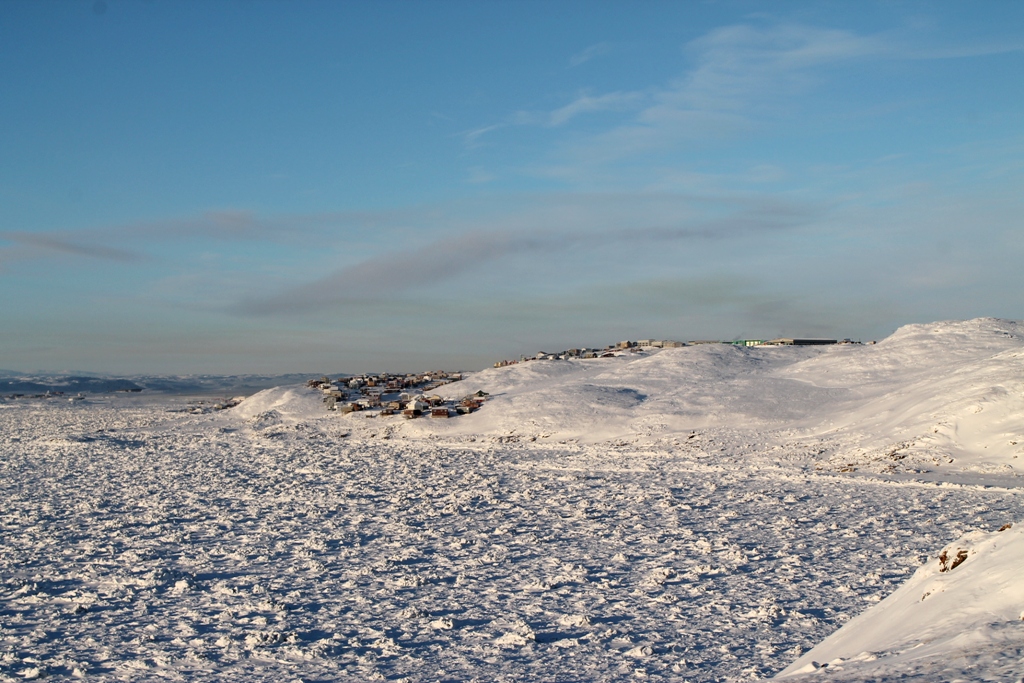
0, 373, 317, 396
0, 376, 144, 394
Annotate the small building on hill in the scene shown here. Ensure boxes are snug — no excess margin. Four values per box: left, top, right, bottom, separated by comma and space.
766, 338, 837, 346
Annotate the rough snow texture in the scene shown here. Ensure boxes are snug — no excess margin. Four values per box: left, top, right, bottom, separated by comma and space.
1, 318, 1023, 681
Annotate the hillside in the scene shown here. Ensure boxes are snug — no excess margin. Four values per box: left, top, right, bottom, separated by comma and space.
282, 316, 1023, 680
379, 317, 1024, 478
230, 318, 1024, 481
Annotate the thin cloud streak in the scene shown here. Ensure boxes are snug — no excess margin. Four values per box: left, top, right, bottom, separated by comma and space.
520, 22, 1020, 176
462, 23, 892, 175
567, 24, 884, 164
17, 189, 800, 265
235, 200, 815, 316
680, 23, 884, 111
569, 42, 613, 67
461, 23, 890, 160
1, 232, 144, 262
458, 124, 505, 147
548, 91, 643, 126
1, 207, 434, 268
110, 208, 424, 246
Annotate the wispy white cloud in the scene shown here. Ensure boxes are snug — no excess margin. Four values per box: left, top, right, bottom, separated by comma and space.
458, 123, 504, 147
541, 22, 1022, 176
569, 41, 613, 67
461, 22, 893, 179
548, 91, 644, 126
551, 24, 885, 167
461, 23, 890, 163
679, 23, 884, 110
466, 166, 497, 184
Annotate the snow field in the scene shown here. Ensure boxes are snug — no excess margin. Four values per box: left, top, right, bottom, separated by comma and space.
1, 398, 1022, 681
3, 318, 1024, 681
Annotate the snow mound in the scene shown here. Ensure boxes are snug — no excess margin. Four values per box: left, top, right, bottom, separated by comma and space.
409, 319, 1024, 472
776, 521, 1024, 680
230, 384, 326, 421
419, 344, 831, 441
787, 319, 1024, 474
781, 317, 1024, 389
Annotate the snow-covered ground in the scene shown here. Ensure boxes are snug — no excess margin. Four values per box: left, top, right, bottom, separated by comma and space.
1, 318, 1022, 681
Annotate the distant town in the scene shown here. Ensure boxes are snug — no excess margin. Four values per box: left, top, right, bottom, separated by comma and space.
492, 335, 863, 366
307, 370, 484, 420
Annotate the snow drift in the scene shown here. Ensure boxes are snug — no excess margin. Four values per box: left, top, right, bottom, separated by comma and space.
777, 521, 1024, 679
231, 385, 326, 422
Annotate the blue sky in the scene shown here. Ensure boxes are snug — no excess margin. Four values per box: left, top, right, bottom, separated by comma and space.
1, 1, 1022, 374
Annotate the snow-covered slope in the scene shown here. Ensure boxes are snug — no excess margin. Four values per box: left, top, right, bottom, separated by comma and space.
777, 522, 1024, 680
231, 384, 326, 422
389, 318, 1024, 477
424, 343, 845, 440
227, 318, 1024, 477
783, 318, 1024, 475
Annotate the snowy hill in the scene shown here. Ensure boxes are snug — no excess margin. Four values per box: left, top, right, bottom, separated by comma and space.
0, 372, 320, 396
0, 375, 144, 394
384, 317, 1024, 477
228, 318, 1024, 478
782, 318, 1024, 476
426, 342, 837, 438
232, 384, 328, 422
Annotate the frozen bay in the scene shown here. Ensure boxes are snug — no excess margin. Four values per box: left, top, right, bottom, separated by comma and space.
2, 400, 1021, 681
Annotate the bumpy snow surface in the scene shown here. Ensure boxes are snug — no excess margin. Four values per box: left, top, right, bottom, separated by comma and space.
2, 318, 1023, 681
